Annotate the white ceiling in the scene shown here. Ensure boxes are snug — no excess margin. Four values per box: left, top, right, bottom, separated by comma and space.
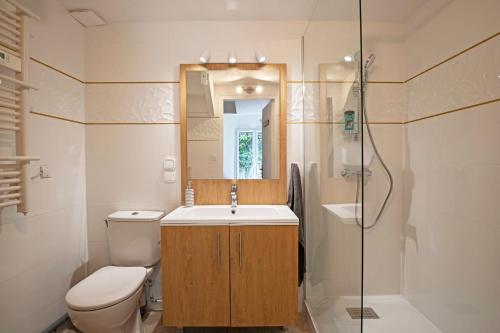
58, 0, 428, 23
312, 0, 429, 22
233, 99, 270, 115
210, 70, 279, 85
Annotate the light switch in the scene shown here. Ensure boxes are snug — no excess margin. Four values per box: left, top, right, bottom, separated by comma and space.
163, 158, 176, 171
163, 157, 176, 183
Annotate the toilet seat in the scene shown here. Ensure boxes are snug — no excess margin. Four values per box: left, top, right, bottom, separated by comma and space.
66, 266, 147, 311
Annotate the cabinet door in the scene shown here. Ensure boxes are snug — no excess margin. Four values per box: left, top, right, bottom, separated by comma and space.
230, 225, 298, 327
162, 226, 230, 327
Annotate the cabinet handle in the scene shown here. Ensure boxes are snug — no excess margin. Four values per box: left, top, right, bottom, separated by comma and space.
217, 232, 221, 268
238, 231, 243, 271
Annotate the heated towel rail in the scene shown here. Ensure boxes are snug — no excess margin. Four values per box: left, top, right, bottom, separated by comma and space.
0, 0, 39, 214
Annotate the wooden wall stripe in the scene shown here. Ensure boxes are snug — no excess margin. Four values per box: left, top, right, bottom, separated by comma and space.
30, 111, 85, 125
30, 111, 179, 125
30, 31, 499, 126
33, 95, 498, 128
405, 98, 500, 125
288, 80, 404, 84
405, 31, 499, 83
30, 57, 85, 84
86, 81, 180, 84
287, 121, 403, 125
86, 122, 179, 125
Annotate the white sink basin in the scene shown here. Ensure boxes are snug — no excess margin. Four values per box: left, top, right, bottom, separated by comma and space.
322, 203, 361, 224
161, 205, 299, 225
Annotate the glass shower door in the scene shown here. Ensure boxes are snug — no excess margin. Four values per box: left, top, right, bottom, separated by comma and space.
302, 1, 364, 332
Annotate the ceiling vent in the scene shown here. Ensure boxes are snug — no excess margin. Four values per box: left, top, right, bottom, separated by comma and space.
69, 10, 106, 27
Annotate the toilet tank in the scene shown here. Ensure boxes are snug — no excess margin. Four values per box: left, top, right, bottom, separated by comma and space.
107, 211, 165, 267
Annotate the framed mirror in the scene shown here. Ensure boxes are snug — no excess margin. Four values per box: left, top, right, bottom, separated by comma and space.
180, 64, 287, 204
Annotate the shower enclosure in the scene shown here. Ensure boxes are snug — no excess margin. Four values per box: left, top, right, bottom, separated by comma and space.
301, 1, 364, 332
301, 0, 500, 332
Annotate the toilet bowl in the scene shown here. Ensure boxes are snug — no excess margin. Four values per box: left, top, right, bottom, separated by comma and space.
66, 266, 147, 333
65, 210, 165, 333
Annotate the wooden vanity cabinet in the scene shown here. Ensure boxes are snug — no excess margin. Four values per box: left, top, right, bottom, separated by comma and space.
162, 225, 297, 328
230, 225, 298, 327
162, 226, 230, 327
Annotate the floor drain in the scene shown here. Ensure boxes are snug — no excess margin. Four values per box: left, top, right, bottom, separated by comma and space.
346, 307, 380, 319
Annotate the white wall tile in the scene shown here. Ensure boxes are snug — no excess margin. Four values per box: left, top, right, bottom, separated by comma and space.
405, 0, 500, 78
85, 21, 305, 82
403, 103, 500, 333
407, 38, 500, 121
0, 2, 87, 332
30, 61, 85, 122
287, 83, 304, 122
26, 115, 86, 215
85, 125, 181, 207
85, 83, 179, 123
22, 0, 85, 80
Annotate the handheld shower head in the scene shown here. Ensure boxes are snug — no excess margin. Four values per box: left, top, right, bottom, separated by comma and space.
364, 53, 376, 70
362, 53, 376, 83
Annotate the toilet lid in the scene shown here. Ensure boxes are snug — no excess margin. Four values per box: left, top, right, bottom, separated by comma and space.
66, 266, 146, 311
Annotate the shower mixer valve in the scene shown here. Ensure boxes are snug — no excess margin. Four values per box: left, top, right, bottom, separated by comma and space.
340, 167, 372, 178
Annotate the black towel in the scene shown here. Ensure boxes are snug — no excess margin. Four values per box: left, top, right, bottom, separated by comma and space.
287, 163, 305, 286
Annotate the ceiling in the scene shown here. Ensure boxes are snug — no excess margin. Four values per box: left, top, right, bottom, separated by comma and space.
210, 70, 279, 85
232, 100, 271, 115
58, 0, 428, 23
312, 0, 428, 22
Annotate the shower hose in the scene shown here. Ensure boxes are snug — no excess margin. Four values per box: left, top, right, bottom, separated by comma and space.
354, 87, 394, 230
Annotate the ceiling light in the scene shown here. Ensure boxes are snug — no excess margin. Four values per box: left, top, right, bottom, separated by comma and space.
255, 50, 266, 63
344, 55, 353, 62
255, 85, 263, 94
236, 86, 243, 94
226, 0, 238, 11
69, 10, 106, 27
228, 51, 237, 64
199, 49, 210, 63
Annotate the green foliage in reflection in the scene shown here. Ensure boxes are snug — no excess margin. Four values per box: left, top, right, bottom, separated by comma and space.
238, 132, 253, 178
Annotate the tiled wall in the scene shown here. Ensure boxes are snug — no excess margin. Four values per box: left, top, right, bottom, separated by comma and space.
85, 83, 178, 124
0, 15, 310, 328
302, 21, 406, 299
0, 1, 87, 332
1, 1, 496, 331
83, 21, 308, 273
402, 0, 500, 332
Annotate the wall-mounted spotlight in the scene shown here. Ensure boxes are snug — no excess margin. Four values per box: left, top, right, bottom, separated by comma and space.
199, 49, 210, 63
255, 50, 266, 63
343, 55, 354, 62
236, 86, 243, 94
228, 51, 237, 64
255, 85, 263, 94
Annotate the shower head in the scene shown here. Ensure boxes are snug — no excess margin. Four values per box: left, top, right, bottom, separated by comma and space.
364, 53, 376, 70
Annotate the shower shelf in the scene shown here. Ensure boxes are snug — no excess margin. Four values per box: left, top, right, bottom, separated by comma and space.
0, 0, 39, 214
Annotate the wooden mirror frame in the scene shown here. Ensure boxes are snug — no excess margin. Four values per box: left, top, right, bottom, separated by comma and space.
180, 63, 287, 205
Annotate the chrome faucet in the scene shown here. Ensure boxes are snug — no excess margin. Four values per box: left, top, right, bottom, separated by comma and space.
231, 184, 237, 214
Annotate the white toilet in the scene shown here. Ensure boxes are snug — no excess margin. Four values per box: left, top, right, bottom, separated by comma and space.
65, 210, 165, 333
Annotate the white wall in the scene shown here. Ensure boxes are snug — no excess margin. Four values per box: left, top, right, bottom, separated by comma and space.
303, 20, 407, 299
0, 1, 87, 332
84, 21, 306, 273
402, 0, 500, 332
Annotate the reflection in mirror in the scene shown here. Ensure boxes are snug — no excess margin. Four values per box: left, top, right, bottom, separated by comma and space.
187, 69, 280, 179
319, 61, 361, 180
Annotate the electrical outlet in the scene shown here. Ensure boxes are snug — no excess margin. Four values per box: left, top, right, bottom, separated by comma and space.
39, 165, 50, 178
